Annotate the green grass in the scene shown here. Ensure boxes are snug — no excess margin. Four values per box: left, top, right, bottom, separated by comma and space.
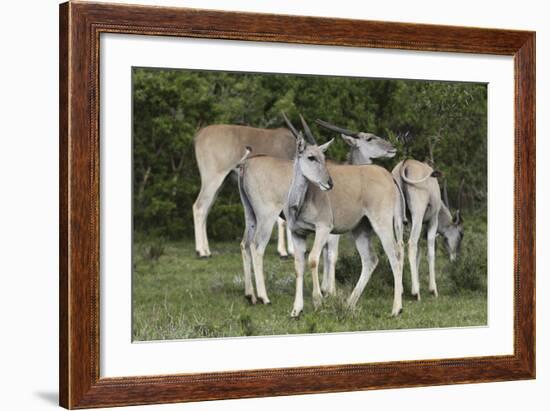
132, 217, 487, 341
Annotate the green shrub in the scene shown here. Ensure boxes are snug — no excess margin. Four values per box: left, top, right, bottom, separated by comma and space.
335, 253, 361, 285
208, 203, 245, 241
447, 231, 487, 294
192, 316, 220, 338
142, 237, 166, 262
306, 317, 318, 334
239, 314, 255, 336
319, 292, 358, 322
335, 249, 394, 293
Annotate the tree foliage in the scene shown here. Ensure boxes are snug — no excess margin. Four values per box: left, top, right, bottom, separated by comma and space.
133, 68, 487, 240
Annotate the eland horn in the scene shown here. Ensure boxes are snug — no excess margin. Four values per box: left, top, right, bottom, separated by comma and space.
299, 114, 317, 145
316, 119, 359, 138
442, 178, 450, 208
281, 112, 301, 140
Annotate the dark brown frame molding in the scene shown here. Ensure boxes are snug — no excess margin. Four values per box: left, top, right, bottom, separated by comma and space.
59, 1, 536, 408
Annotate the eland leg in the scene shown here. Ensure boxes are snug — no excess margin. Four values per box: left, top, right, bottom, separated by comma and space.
290, 234, 307, 317
371, 216, 404, 316
276, 217, 289, 258
347, 226, 378, 308
240, 211, 257, 304
416, 251, 422, 280
407, 215, 423, 300
240, 184, 258, 303
321, 243, 330, 295
193, 173, 227, 258
241, 239, 256, 304
321, 235, 340, 296
250, 216, 278, 304
308, 226, 331, 309
286, 223, 295, 256
427, 214, 439, 297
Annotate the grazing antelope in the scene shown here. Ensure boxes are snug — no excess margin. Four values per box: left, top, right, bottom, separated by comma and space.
240, 114, 404, 316
193, 125, 295, 258
237, 119, 398, 304
392, 159, 464, 299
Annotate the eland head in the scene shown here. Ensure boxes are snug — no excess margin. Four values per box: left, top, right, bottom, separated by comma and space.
283, 113, 334, 191
441, 178, 465, 262
316, 119, 396, 164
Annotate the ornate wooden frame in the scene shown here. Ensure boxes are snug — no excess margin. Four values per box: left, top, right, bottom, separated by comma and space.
59, 1, 535, 408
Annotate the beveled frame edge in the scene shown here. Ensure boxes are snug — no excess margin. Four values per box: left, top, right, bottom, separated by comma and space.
59, 1, 535, 409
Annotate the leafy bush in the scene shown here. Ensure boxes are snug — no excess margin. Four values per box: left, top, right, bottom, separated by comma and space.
142, 237, 166, 262
239, 314, 255, 336
318, 292, 358, 322
335, 253, 361, 286
207, 203, 245, 241
192, 316, 221, 338
334, 248, 394, 293
447, 231, 487, 294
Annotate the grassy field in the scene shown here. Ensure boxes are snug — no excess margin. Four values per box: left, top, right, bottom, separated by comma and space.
132, 216, 487, 341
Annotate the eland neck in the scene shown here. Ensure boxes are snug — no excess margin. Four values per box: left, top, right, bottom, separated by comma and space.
346, 148, 373, 165
287, 159, 310, 230
438, 202, 454, 233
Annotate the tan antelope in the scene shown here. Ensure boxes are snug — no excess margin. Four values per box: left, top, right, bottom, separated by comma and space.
240, 114, 404, 317
193, 125, 295, 258
237, 119, 398, 304
315, 119, 402, 296
392, 159, 464, 299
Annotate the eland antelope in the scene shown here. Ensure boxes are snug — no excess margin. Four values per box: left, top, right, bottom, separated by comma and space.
193, 125, 295, 258
240, 114, 404, 317
315, 119, 401, 296
237, 119, 398, 304
392, 159, 464, 299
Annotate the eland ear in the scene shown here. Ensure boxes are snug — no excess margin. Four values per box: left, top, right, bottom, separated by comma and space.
319, 138, 335, 153
340, 133, 357, 147
454, 210, 463, 225
296, 132, 307, 153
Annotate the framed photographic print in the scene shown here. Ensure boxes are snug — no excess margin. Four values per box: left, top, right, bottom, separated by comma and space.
59, 1, 535, 409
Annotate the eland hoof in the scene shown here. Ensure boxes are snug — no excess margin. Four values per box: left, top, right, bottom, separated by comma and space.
313, 296, 323, 309
245, 294, 257, 305
290, 308, 302, 318
391, 308, 403, 317
258, 297, 271, 305
196, 249, 211, 259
